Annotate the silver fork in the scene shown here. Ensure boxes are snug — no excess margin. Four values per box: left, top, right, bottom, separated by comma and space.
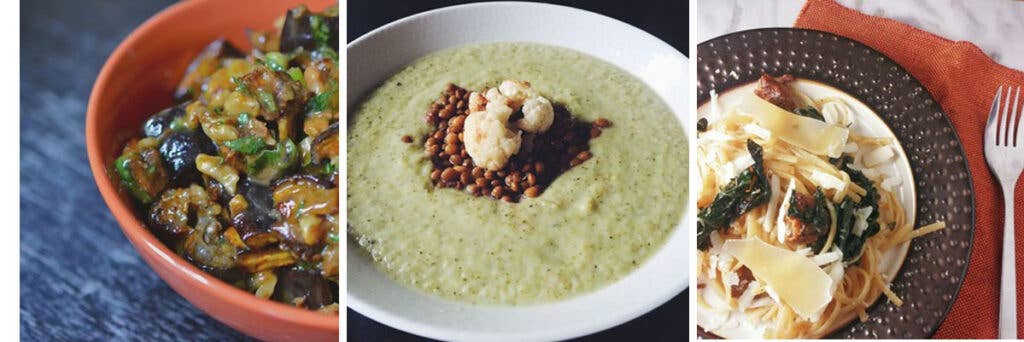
985, 85, 1024, 339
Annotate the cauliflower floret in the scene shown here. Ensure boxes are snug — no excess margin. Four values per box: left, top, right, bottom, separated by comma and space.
517, 96, 554, 133
468, 91, 487, 112
498, 80, 535, 110
464, 109, 522, 170
486, 101, 514, 122
484, 88, 512, 108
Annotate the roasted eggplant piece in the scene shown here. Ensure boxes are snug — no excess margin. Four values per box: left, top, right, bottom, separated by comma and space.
280, 7, 314, 52
148, 185, 221, 239
323, 15, 339, 51
236, 67, 308, 122
160, 130, 217, 186
142, 104, 187, 138
280, 6, 338, 53
246, 139, 298, 184
182, 214, 238, 270
237, 249, 295, 273
114, 138, 168, 204
232, 177, 279, 238
175, 39, 243, 102
269, 174, 338, 246
273, 267, 335, 309
311, 122, 338, 161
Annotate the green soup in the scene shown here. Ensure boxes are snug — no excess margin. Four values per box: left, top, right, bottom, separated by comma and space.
348, 42, 688, 305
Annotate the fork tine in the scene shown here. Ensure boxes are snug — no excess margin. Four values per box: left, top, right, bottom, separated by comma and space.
1016, 87, 1024, 147
1002, 86, 1014, 145
989, 85, 1003, 146
1007, 86, 1015, 146
1003, 87, 1019, 145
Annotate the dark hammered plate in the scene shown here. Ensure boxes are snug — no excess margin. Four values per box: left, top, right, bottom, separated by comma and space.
695, 28, 975, 339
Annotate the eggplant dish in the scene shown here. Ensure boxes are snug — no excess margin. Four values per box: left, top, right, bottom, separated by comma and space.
113, 5, 339, 312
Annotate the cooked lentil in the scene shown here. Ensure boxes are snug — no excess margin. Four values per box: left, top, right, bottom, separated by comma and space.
422, 84, 610, 202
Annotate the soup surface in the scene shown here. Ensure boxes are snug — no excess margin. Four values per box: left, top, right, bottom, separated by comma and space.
348, 42, 688, 305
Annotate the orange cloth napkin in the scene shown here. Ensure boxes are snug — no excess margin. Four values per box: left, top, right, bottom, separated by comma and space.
795, 0, 1024, 338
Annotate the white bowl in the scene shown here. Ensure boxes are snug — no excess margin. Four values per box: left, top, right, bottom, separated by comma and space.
347, 2, 691, 341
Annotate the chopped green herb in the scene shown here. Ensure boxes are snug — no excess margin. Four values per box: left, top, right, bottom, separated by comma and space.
115, 155, 153, 204
224, 136, 266, 154
287, 67, 304, 83
247, 139, 298, 183
256, 89, 277, 112
327, 231, 339, 243
310, 15, 331, 47
237, 113, 250, 125
232, 76, 249, 93
264, 52, 290, 72
294, 260, 317, 271
306, 85, 336, 113
169, 117, 187, 131
316, 45, 338, 61
322, 161, 336, 175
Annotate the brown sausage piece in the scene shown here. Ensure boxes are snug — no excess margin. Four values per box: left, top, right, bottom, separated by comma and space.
754, 74, 797, 111
730, 266, 756, 297
784, 192, 825, 245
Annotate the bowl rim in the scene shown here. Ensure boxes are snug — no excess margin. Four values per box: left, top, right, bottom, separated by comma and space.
85, 0, 338, 332
346, 2, 689, 341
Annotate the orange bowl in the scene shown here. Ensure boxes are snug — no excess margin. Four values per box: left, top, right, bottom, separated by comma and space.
85, 0, 338, 341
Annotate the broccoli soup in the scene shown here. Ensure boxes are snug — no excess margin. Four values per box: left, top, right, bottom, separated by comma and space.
348, 42, 687, 305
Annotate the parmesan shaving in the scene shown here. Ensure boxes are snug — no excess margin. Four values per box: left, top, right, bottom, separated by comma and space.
762, 175, 782, 231
737, 94, 849, 157
809, 170, 846, 192
722, 238, 834, 321
820, 99, 852, 127
738, 280, 760, 310
881, 176, 902, 192
863, 145, 894, 168
776, 179, 796, 243
852, 206, 873, 236
842, 142, 859, 153
811, 249, 842, 266
743, 123, 773, 140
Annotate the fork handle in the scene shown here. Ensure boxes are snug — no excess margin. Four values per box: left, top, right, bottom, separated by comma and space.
999, 182, 1018, 339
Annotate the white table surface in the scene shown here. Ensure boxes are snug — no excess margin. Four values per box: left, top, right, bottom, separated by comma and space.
697, 0, 1024, 71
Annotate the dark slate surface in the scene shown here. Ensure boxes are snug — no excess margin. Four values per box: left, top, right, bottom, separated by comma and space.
347, 1, 689, 341
20, 1, 252, 340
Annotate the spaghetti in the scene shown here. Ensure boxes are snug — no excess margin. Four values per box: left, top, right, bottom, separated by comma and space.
695, 75, 945, 339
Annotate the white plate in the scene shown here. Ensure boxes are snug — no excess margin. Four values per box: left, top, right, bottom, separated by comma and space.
694, 79, 915, 338
347, 2, 690, 341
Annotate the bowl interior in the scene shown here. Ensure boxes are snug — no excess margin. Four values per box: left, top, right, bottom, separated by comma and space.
346, 2, 690, 341
86, 0, 338, 339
